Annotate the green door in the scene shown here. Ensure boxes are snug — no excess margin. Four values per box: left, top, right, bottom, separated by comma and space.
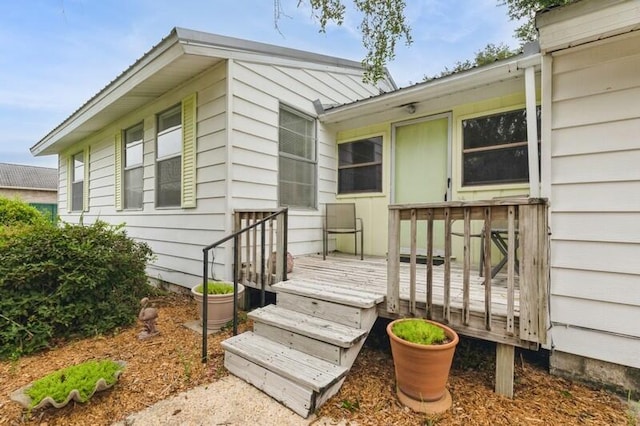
394, 116, 450, 255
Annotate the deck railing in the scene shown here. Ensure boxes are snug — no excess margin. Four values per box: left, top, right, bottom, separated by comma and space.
201, 208, 288, 362
387, 198, 549, 346
234, 209, 289, 297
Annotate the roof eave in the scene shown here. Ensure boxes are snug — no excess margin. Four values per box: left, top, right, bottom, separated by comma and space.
31, 29, 185, 157
319, 53, 542, 125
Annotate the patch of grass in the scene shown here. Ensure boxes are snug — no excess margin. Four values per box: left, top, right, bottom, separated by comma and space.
193, 281, 234, 295
341, 399, 360, 412
391, 319, 446, 345
26, 360, 123, 408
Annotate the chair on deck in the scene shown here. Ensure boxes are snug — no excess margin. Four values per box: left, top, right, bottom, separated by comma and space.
323, 203, 363, 260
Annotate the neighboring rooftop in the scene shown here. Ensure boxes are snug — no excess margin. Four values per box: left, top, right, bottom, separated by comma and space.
0, 163, 58, 191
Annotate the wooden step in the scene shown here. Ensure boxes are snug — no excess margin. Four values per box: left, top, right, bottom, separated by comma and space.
221, 331, 348, 393
249, 304, 367, 347
273, 279, 385, 308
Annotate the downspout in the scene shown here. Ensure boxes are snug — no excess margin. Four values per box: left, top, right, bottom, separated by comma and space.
525, 65, 540, 198
540, 54, 553, 200
225, 59, 235, 280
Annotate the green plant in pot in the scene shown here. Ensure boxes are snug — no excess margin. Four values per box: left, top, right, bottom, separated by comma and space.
386, 318, 459, 414
191, 280, 244, 331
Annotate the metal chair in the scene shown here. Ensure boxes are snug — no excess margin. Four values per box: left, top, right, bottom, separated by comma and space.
323, 203, 363, 260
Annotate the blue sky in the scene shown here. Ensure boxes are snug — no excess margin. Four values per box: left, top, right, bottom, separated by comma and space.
1, 0, 522, 168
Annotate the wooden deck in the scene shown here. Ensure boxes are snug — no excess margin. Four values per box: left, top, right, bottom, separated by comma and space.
243, 251, 532, 348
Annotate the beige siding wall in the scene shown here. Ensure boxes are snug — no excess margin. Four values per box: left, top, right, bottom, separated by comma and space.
59, 64, 228, 288
0, 188, 57, 203
229, 59, 383, 256
549, 32, 640, 368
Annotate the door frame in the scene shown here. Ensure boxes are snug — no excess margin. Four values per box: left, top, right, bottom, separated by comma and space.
390, 112, 453, 204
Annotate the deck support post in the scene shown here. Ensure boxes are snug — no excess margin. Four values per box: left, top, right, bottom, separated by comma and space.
495, 343, 515, 398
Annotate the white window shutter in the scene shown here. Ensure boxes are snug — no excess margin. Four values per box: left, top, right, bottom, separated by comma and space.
181, 93, 197, 208
114, 132, 123, 211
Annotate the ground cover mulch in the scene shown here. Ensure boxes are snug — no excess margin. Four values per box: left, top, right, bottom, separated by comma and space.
0, 293, 633, 425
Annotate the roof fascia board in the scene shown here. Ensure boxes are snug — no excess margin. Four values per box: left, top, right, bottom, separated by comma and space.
31, 31, 184, 156
320, 54, 541, 124
537, 0, 640, 53
182, 43, 367, 75
176, 27, 365, 70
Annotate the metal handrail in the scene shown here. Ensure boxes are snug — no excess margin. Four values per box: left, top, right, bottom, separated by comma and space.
201, 207, 288, 362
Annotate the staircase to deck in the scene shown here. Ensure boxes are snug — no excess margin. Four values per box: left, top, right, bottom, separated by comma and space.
221, 279, 385, 418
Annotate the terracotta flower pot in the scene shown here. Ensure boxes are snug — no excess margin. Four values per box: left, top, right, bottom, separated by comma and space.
191, 283, 244, 331
387, 318, 459, 403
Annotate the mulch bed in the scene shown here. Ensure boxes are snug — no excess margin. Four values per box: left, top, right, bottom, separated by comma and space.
0, 294, 632, 425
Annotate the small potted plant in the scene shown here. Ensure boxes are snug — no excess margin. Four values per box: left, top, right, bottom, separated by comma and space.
10, 359, 125, 410
386, 318, 459, 413
191, 280, 244, 331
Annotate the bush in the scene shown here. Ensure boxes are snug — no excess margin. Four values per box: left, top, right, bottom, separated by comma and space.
0, 197, 48, 227
0, 220, 154, 359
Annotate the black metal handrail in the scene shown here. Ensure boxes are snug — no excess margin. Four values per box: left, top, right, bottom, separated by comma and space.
201, 207, 288, 362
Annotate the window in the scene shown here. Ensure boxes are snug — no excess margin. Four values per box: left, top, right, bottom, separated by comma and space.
338, 136, 382, 194
278, 106, 316, 208
71, 151, 84, 211
462, 107, 541, 186
124, 123, 144, 209
156, 105, 182, 207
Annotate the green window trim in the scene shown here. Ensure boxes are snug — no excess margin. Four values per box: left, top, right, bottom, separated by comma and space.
181, 93, 197, 208
114, 132, 123, 211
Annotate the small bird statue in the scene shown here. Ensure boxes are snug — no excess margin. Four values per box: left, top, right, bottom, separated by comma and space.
137, 297, 159, 340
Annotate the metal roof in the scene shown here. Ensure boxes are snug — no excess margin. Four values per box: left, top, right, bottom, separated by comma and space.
31, 27, 394, 157
0, 163, 57, 191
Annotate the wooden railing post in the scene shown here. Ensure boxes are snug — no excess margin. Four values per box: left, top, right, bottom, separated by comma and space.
276, 213, 285, 283
387, 209, 401, 313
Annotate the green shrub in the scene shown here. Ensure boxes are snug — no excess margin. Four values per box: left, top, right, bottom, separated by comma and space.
0, 197, 48, 227
193, 281, 234, 294
392, 319, 447, 345
0, 220, 154, 359
26, 359, 123, 407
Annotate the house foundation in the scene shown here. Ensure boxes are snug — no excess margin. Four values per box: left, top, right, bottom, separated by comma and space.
550, 351, 640, 398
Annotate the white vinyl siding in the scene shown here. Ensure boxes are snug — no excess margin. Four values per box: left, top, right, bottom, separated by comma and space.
548, 32, 640, 368
229, 59, 383, 255
58, 65, 228, 288
57, 55, 386, 288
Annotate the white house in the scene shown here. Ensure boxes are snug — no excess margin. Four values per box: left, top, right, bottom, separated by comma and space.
32, 0, 639, 396
31, 28, 395, 287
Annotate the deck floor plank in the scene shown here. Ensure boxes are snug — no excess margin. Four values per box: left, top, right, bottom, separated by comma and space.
286, 253, 519, 318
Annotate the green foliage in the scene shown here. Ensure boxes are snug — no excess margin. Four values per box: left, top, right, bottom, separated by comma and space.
276, 0, 412, 84
0, 197, 48, 227
193, 281, 234, 295
501, 0, 576, 42
26, 360, 123, 407
0, 220, 154, 359
425, 43, 518, 81
392, 319, 446, 345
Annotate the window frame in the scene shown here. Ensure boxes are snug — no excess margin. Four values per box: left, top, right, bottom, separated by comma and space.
337, 135, 383, 195
70, 151, 84, 212
155, 104, 182, 208
461, 106, 541, 187
123, 122, 144, 210
277, 104, 317, 209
